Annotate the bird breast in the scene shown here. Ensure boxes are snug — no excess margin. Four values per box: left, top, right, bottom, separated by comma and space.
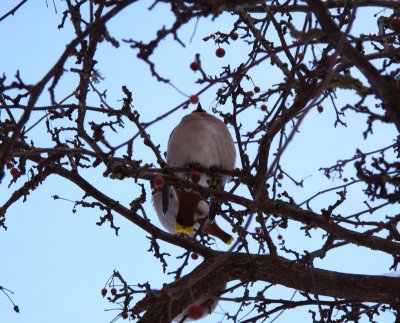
152, 187, 209, 234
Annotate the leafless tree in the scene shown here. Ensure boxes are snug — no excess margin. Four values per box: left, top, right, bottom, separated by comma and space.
1, 1, 400, 322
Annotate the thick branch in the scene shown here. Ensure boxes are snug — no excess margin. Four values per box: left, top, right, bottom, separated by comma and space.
138, 252, 400, 322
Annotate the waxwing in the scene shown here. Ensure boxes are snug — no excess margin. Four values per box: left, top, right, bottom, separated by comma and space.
152, 104, 236, 244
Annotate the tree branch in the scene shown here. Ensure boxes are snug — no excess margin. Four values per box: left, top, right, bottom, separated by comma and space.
138, 252, 400, 322
306, 0, 400, 131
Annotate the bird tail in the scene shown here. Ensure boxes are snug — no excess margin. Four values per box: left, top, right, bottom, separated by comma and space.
202, 221, 234, 245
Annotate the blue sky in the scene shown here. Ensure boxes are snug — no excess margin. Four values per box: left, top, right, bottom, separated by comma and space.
0, 1, 398, 322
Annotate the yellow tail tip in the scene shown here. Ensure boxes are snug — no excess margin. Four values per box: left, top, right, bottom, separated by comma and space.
225, 236, 234, 245
175, 223, 194, 235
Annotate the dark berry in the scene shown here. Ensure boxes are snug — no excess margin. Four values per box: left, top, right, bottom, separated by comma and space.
215, 48, 225, 58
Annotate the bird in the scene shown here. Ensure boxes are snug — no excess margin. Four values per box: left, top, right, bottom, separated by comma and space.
152, 104, 236, 244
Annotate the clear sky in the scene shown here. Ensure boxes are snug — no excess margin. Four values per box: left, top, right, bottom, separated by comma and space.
0, 1, 398, 323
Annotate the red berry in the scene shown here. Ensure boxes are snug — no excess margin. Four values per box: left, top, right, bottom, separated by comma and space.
217, 88, 224, 95
230, 32, 238, 40
10, 167, 19, 177
277, 173, 283, 180
6, 163, 12, 169
389, 18, 400, 32
298, 52, 305, 61
260, 104, 267, 111
254, 86, 260, 93
247, 90, 254, 97
277, 234, 283, 240
191, 253, 199, 260
121, 311, 128, 320
189, 94, 199, 104
255, 227, 262, 233
187, 304, 204, 320
317, 105, 324, 113
190, 61, 200, 71
152, 175, 165, 189
232, 228, 237, 233
248, 132, 254, 139
101, 288, 107, 297
190, 171, 201, 183
111, 288, 117, 295
215, 48, 225, 58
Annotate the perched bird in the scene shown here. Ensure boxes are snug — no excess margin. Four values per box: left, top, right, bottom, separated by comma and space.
152, 104, 236, 244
